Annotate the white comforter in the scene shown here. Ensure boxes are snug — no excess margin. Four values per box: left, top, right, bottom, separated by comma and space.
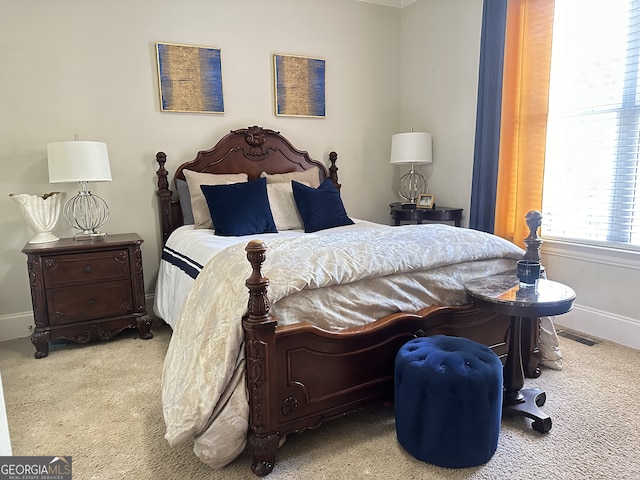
154, 220, 385, 329
161, 223, 527, 468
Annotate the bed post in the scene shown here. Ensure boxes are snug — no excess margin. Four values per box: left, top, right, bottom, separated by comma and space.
244, 240, 279, 477
155, 152, 173, 245
328, 151, 341, 191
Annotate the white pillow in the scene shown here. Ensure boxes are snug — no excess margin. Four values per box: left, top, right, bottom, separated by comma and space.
260, 166, 321, 189
183, 170, 248, 229
266, 182, 307, 231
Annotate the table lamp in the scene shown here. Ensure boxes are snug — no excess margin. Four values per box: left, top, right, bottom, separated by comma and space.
47, 139, 112, 240
390, 131, 432, 205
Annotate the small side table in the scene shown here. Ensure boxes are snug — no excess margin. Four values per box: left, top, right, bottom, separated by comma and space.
22, 233, 153, 358
389, 202, 463, 227
465, 275, 575, 433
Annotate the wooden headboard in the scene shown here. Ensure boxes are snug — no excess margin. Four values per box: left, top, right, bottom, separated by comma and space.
155, 125, 341, 244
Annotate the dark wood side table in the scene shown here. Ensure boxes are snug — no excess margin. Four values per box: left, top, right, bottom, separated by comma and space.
22, 233, 153, 358
465, 275, 575, 433
389, 202, 463, 227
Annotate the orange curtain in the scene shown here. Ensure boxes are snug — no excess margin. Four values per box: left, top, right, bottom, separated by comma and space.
494, 0, 555, 246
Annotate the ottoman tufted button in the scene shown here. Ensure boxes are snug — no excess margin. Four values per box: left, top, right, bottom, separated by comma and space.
394, 335, 503, 468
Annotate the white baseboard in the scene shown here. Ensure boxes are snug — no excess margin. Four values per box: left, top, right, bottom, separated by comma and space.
553, 303, 640, 350
0, 294, 158, 343
0, 312, 33, 342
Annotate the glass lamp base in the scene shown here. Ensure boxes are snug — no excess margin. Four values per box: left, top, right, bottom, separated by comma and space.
397, 170, 428, 204
73, 231, 107, 242
64, 186, 110, 242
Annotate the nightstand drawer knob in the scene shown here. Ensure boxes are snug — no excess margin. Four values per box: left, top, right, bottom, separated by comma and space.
84, 265, 92, 273
87, 299, 96, 307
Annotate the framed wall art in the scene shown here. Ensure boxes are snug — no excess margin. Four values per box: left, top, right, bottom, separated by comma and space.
156, 42, 224, 113
273, 54, 326, 118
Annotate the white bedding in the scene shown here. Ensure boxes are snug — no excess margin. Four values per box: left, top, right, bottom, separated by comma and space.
159, 222, 562, 469
153, 219, 385, 329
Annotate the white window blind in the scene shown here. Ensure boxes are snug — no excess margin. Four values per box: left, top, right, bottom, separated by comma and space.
542, 0, 640, 248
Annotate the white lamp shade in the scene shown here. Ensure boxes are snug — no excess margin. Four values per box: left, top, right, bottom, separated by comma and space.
47, 141, 112, 183
390, 132, 433, 165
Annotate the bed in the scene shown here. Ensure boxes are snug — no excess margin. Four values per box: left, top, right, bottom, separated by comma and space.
154, 126, 557, 476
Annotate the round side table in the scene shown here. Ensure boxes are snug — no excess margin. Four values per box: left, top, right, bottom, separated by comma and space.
465, 275, 575, 433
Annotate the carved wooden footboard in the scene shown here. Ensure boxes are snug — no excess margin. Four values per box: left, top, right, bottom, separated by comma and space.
243, 240, 524, 476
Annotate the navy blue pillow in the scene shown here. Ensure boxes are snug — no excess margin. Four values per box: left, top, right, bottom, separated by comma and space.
200, 177, 278, 236
292, 178, 354, 233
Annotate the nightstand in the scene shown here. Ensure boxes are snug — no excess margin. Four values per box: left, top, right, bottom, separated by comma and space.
22, 233, 153, 358
389, 202, 463, 227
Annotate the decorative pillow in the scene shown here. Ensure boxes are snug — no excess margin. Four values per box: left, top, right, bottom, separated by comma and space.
183, 170, 248, 229
175, 179, 194, 225
266, 182, 308, 231
260, 166, 321, 189
292, 178, 354, 233
200, 177, 277, 236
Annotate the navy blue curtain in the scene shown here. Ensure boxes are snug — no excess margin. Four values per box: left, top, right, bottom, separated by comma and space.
468, 0, 508, 233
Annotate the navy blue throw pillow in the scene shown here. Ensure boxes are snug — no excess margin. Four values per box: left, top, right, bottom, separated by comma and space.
292, 178, 354, 233
200, 177, 278, 236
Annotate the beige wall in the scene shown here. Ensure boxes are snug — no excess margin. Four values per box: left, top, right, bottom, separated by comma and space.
400, 0, 483, 221
0, 0, 401, 339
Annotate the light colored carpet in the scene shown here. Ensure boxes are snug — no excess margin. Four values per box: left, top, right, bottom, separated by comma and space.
1, 324, 639, 480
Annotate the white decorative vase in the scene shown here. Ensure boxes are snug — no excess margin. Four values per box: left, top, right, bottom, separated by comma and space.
10, 192, 66, 243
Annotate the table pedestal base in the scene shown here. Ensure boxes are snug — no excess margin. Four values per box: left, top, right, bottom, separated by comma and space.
503, 387, 551, 433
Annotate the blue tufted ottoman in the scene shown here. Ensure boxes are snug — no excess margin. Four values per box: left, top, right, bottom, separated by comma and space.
394, 335, 503, 468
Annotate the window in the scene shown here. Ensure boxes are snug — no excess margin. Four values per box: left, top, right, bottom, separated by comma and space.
542, 0, 640, 248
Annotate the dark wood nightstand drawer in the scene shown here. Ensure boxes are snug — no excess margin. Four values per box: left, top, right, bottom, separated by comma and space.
23, 233, 153, 358
46, 280, 134, 325
42, 249, 131, 288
